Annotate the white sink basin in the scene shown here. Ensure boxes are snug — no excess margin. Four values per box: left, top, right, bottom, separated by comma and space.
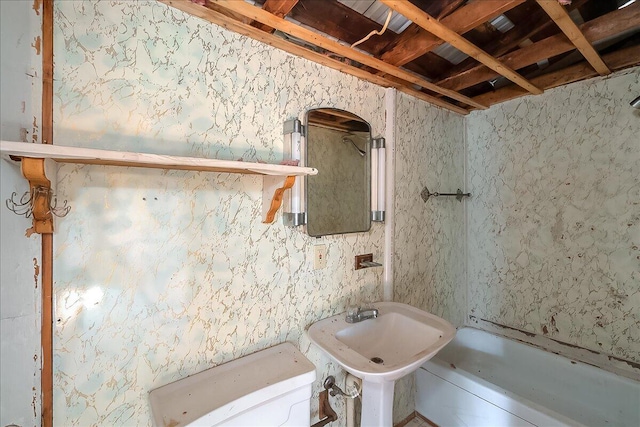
308, 301, 456, 382
308, 302, 456, 426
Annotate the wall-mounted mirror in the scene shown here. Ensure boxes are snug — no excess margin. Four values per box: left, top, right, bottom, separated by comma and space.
305, 108, 371, 237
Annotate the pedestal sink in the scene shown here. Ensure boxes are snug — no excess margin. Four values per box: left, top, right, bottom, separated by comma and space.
308, 302, 456, 427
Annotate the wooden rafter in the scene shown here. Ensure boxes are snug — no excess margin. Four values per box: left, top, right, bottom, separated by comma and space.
380, 0, 526, 67
437, 3, 640, 92
159, 0, 470, 114
379, 0, 543, 95
252, 0, 299, 33
209, 0, 486, 109
536, 0, 610, 75
434, 0, 584, 82
473, 44, 640, 106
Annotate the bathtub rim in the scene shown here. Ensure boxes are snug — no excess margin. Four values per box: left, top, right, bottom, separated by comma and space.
468, 317, 640, 382
419, 326, 640, 427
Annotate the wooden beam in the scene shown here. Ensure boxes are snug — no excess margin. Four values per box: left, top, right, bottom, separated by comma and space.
159, 0, 470, 114
472, 44, 640, 106
380, 0, 543, 95
209, 0, 486, 109
41, 0, 54, 425
536, 0, 610, 75
252, 0, 298, 33
380, 0, 526, 67
437, 2, 640, 92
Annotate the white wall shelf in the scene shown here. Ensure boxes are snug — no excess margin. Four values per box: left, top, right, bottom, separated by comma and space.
0, 140, 318, 233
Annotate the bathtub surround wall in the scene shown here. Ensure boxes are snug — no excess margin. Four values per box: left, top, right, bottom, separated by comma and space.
52, 1, 385, 425
393, 92, 466, 326
0, 1, 43, 425
392, 91, 467, 423
466, 68, 640, 377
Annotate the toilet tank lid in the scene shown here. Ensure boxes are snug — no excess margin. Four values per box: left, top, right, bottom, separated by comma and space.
149, 342, 316, 427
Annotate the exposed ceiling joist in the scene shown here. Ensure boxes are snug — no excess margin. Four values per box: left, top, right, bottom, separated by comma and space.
379, 0, 543, 95
161, 0, 638, 112
536, 0, 611, 75
437, 2, 640, 92
159, 0, 470, 115
380, 0, 526, 67
210, 0, 486, 110
473, 43, 640, 106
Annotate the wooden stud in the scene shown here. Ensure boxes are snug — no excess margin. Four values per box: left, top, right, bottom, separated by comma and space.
380, 0, 526, 67
159, 0, 470, 114
379, 0, 543, 95
536, 0, 610, 75
208, 0, 486, 109
437, 3, 640, 92
41, 0, 54, 425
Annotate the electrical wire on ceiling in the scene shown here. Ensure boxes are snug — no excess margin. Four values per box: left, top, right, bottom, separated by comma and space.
350, 9, 393, 49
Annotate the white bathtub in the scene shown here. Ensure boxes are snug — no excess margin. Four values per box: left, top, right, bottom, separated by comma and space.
416, 327, 640, 427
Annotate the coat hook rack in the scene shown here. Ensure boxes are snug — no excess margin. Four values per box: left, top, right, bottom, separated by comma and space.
6, 185, 71, 220
421, 186, 471, 203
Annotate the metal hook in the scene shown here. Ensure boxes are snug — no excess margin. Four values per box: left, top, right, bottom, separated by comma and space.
6, 190, 34, 217
5, 185, 71, 219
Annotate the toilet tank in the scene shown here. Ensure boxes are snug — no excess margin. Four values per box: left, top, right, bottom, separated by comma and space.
149, 343, 316, 427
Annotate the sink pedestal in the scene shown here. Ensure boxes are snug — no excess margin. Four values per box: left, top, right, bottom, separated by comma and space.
361, 380, 394, 427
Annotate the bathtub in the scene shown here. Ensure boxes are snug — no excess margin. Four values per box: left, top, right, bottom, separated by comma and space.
415, 327, 640, 427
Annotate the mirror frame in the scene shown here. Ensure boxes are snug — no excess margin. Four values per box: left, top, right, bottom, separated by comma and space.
304, 108, 372, 237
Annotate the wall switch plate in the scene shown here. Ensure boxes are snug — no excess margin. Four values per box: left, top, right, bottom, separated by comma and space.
355, 253, 373, 270
314, 245, 327, 269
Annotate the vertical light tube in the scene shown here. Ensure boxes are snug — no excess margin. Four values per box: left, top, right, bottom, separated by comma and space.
283, 119, 306, 226
377, 145, 385, 212
371, 145, 379, 215
371, 137, 386, 222
290, 129, 301, 214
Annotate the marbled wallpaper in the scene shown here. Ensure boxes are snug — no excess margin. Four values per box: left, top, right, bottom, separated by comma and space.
466, 68, 640, 367
393, 92, 466, 326
392, 91, 467, 423
52, 1, 386, 425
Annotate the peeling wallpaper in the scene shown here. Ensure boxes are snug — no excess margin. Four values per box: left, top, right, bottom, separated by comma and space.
466, 68, 640, 367
52, 1, 385, 425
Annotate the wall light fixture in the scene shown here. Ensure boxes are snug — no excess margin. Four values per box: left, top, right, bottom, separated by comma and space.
371, 137, 386, 222
282, 118, 306, 226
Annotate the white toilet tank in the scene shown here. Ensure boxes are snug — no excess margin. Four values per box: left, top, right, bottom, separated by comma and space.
149, 343, 316, 427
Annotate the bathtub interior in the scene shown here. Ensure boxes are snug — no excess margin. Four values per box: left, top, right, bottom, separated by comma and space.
420, 328, 640, 427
